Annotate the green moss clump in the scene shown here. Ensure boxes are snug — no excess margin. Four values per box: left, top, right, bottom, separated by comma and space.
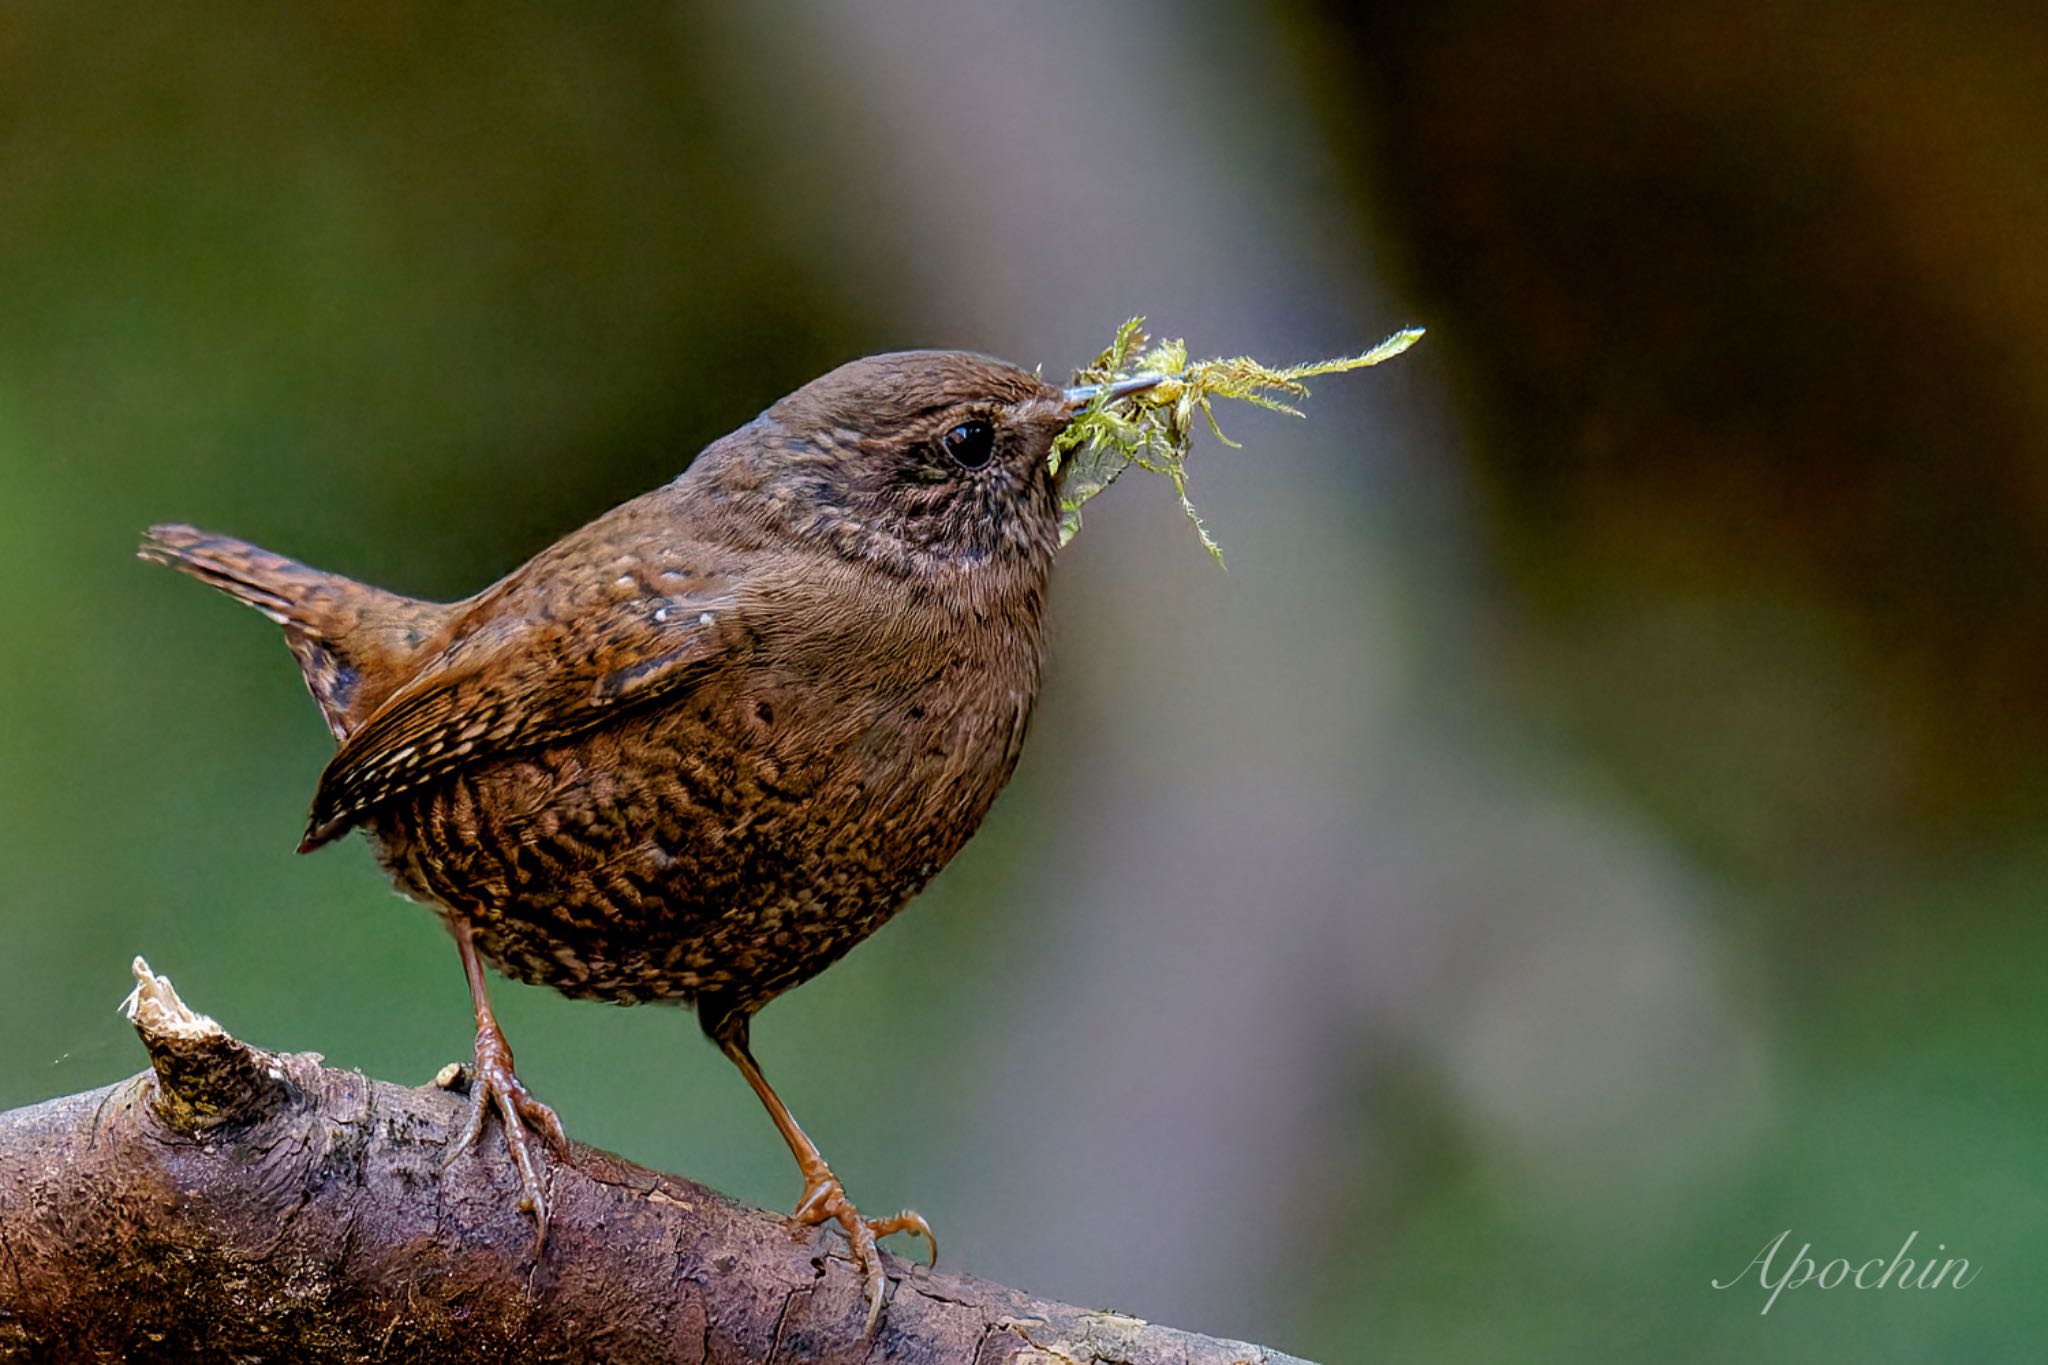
1051, 318, 1425, 562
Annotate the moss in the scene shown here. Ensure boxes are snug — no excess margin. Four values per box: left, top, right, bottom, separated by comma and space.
1052, 318, 1425, 563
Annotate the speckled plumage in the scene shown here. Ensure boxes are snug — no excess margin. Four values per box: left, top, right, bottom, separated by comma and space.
141, 351, 1087, 1310
364, 454, 1056, 1022
146, 351, 1067, 1021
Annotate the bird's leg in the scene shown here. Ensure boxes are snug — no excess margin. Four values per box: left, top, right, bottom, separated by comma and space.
445, 919, 569, 1250
714, 1016, 935, 1328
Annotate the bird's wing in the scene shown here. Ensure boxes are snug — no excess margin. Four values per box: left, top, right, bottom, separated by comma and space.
301, 579, 752, 850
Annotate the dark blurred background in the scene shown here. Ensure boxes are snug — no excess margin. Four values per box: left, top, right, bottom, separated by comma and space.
3, 3, 2044, 1360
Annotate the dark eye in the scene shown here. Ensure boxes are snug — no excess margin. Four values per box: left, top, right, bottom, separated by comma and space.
941, 418, 996, 470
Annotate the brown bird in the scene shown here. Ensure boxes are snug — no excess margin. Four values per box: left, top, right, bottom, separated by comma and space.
139, 351, 1161, 1321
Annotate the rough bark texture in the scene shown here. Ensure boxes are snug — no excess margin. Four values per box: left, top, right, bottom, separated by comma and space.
0, 962, 1306, 1365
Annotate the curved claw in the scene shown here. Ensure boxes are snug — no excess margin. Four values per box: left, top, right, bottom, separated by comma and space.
791, 1174, 936, 1332
865, 1209, 938, 1269
444, 1026, 568, 1253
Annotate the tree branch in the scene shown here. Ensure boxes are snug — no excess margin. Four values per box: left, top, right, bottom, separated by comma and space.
0, 960, 1308, 1364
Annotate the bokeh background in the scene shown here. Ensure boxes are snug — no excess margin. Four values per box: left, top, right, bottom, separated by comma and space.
4, 3, 2045, 1360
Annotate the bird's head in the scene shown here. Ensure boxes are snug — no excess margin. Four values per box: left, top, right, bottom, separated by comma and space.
703, 350, 1143, 575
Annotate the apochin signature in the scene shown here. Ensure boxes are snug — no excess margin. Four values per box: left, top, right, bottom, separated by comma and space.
1714, 1230, 1980, 1314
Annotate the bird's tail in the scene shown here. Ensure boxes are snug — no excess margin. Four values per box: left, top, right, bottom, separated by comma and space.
139, 523, 449, 740
139, 524, 346, 629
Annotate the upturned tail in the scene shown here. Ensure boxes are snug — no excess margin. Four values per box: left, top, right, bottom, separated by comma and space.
139, 524, 450, 743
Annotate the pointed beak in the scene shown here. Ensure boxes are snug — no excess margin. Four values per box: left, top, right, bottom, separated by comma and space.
1061, 372, 1167, 414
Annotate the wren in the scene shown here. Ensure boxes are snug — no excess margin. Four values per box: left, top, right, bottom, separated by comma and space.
140, 351, 1161, 1322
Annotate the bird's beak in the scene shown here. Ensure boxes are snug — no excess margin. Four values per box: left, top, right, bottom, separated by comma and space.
1061, 372, 1167, 414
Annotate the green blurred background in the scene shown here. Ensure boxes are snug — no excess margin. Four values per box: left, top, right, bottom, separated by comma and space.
4, 3, 2045, 1360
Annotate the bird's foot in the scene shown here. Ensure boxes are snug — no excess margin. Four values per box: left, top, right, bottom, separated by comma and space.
445, 1019, 569, 1251
791, 1169, 936, 1330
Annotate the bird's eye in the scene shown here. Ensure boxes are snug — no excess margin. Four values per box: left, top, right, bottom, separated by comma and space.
941, 419, 996, 470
